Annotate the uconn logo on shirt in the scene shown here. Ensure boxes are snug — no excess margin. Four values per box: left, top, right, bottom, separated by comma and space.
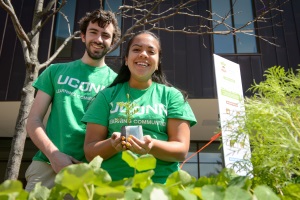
110, 102, 167, 115
57, 75, 105, 93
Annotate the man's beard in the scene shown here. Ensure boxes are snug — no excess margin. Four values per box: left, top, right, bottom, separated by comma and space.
86, 43, 110, 60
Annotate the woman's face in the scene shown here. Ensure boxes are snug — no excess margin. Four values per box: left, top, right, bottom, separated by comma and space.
125, 33, 160, 85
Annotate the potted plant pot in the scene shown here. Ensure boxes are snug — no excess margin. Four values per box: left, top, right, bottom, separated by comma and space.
121, 125, 143, 141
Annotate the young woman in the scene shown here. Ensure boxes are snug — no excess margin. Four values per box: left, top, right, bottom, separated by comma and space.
82, 31, 197, 184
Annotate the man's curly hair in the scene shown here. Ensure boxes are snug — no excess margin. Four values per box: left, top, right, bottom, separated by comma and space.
78, 9, 121, 45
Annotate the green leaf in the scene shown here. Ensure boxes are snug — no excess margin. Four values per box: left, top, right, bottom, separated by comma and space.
132, 170, 154, 189
88, 155, 103, 170
201, 185, 225, 200
178, 189, 198, 200
166, 170, 193, 187
190, 187, 202, 199
253, 185, 280, 200
125, 188, 142, 199
142, 184, 170, 200
282, 184, 300, 199
0, 180, 23, 194
224, 186, 252, 200
76, 185, 91, 200
93, 168, 112, 186
228, 176, 252, 191
0, 180, 28, 200
122, 151, 157, 172
55, 163, 95, 191
122, 150, 138, 168
195, 176, 215, 187
216, 168, 237, 187
47, 185, 69, 200
94, 185, 125, 198
28, 182, 50, 200
136, 154, 156, 171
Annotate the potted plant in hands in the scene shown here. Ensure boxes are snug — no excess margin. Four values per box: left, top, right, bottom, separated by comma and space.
117, 93, 143, 143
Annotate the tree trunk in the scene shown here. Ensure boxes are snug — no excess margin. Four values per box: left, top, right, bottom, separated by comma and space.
5, 66, 37, 180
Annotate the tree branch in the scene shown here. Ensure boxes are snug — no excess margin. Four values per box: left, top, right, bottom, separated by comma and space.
28, 0, 67, 40
0, 0, 30, 46
115, 0, 289, 47
39, 31, 81, 69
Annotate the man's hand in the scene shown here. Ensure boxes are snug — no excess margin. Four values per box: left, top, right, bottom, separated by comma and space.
49, 151, 81, 173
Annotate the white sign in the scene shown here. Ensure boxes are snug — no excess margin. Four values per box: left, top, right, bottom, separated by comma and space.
213, 54, 252, 176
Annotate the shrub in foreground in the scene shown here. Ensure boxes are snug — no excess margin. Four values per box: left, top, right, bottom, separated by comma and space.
2, 150, 298, 199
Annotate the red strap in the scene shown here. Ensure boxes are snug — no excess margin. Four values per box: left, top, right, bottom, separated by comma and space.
180, 132, 222, 169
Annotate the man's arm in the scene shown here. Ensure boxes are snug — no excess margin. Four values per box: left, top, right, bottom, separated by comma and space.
26, 90, 79, 173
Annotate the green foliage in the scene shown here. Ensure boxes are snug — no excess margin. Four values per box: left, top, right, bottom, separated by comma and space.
122, 150, 156, 172
228, 66, 300, 195
1, 152, 296, 199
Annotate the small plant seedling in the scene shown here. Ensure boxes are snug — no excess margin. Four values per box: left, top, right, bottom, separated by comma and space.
117, 93, 143, 141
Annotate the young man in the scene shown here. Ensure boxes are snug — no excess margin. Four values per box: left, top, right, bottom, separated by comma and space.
25, 9, 121, 191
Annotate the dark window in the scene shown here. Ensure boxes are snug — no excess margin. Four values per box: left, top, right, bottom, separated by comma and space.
181, 142, 223, 178
53, 0, 77, 58
211, 0, 257, 54
104, 0, 122, 56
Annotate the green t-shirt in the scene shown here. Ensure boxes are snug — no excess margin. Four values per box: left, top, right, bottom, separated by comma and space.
82, 82, 197, 183
32, 59, 117, 163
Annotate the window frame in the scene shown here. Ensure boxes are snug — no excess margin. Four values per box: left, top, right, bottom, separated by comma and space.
211, 0, 258, 54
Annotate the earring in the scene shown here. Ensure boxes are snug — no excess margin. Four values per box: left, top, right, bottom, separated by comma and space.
125, 62, 128, 66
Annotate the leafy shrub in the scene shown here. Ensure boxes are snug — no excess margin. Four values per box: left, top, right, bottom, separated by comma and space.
0, 150, 291, 200
228, 66, 300, 196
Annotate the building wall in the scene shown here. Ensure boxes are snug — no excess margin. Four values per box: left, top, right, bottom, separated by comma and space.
0, 1, 299, 101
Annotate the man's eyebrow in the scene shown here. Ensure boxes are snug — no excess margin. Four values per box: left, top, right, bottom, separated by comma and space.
87, 28, 98, 32
131, 44, 142, 47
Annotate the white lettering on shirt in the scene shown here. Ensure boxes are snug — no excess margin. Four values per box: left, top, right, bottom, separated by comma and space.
110, 102, 167, 115
57, 75, 104, 93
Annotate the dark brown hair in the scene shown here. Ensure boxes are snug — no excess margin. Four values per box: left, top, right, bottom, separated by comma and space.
78, 9, 121, 45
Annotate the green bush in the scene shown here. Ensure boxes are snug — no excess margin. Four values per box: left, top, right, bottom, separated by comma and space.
0, 150, 295, 200
227, 66, 300, 197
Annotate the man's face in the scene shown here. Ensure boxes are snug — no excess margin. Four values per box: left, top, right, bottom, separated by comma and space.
81, 22, 114, 60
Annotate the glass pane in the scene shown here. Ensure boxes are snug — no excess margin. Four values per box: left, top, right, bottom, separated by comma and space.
211, 0, 234, 53
213, 35, 235, 53
234, 0, 257, 53
181, 163, 199, 178
199, 142, 222, 153
185, 151, 198, 162
104, 0, 122, 56
199, 153, 223, 163
54, 1, 77, 57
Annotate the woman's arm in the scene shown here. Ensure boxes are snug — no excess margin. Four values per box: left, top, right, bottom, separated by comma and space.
84, 123, 122, 161
151, 118, 190, 162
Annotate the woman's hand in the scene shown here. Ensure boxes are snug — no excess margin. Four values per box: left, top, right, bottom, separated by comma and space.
126, 135, 153, 155
111, 132, 127, 152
